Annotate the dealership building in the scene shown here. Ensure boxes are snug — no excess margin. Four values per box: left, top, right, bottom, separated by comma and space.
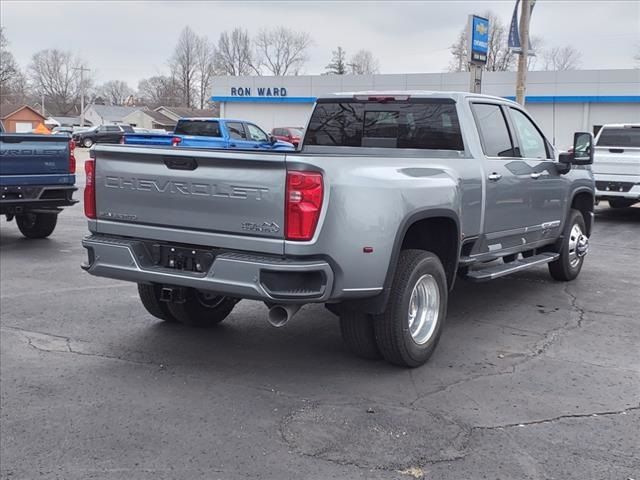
210, 69, 640, 147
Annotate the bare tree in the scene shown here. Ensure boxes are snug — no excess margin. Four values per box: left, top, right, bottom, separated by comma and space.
526, 36, 544, 70
253, 27, 312, 75
215, 28, 255, 75
28, 49, 92, 115
348, 49, 380, 74
448, 11, 515, 72
195, 36, 216, 108
170, 26, 199, 107
98, 80, 133, 105
137, 75, 181, 108
325, 47, 347, 75
543, 45, 582, 71
0, 28, 19, 94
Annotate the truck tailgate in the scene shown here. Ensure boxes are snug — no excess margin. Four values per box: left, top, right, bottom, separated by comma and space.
93, 145, 287, 254
0, 134, 71, 179
592, 147, 640, 176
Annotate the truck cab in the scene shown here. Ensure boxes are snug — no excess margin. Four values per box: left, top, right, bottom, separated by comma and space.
123, 118, 295, 151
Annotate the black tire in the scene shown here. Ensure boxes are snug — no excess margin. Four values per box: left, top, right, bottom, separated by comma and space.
166, 288, 237, 328
339, 311, 382, 360
82, 137, 94, 148
548, 209, 588, 281
374, 250, 448, 368
15, 212, 57, 239
137, 283, 179, 323
609, 198, 635, 209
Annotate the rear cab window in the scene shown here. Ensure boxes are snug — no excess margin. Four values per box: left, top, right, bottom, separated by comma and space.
174, 120, 221, 137
596, 127, 640, 147
304, 97, 464, 151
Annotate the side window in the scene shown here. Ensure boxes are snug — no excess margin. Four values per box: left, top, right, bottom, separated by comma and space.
471, 103, 516, 157
509, 108, 549, 159
227, 122, 246, 140
105, 125, 120, 132
246, 124, 268, 142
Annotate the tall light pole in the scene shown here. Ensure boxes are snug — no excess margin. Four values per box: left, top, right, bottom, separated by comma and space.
73, 65, 91, 127
515, 0, 531, 105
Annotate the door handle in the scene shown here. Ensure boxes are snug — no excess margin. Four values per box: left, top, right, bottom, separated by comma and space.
229, 143, 236, 147
530, 172, 542, 179
488, 173, 502, 181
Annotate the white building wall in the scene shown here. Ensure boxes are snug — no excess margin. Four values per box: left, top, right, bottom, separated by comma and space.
211, 69, 640, 147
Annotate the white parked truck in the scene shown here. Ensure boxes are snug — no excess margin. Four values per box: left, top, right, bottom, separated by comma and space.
592, 123, 640, 208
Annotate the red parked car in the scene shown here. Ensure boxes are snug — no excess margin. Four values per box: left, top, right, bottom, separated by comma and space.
271, 127, 303, 147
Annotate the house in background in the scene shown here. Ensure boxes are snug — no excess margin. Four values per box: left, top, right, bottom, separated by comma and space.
154, 106, 218, 122
0, 104, 48, 132
122, 109, 176, 131
84, 105, 143, 126
45, 116, 89, 128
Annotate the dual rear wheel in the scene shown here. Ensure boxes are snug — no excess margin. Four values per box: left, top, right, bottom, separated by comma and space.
340, 250, 448, 368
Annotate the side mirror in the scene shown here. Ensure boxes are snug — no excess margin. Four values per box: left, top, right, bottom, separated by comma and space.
269, 134, 277, 145
570, 132, 594, 165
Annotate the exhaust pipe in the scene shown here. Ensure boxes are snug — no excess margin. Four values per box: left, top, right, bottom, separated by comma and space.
267, 304, 302, 327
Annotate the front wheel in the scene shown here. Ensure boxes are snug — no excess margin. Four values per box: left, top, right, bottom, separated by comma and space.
374, 250, 448, 368
82, 137, 94, 148
15, 212, 58, 239
548, 209, 588, 281
166, 288, 238, 328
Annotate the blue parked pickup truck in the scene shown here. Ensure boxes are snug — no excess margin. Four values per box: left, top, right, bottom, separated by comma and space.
123, 118, 295, 150
0, 122, 77, 238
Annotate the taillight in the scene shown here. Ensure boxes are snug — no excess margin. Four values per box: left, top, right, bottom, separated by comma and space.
171, 137, 182, 147
68, 139, 76, 174
285, 171, 323, 241
84, 159, 96, 219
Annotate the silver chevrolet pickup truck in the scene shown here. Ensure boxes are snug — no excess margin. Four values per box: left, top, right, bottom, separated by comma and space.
82, 92, 595, 367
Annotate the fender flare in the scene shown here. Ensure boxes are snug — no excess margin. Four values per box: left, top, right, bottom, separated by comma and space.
343, 208, 461, 315
568, 187, 595, 236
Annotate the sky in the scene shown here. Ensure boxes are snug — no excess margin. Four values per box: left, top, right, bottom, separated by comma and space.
1, 0, 639, 87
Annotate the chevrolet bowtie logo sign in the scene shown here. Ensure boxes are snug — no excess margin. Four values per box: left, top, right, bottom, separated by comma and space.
476, 23, 488, 35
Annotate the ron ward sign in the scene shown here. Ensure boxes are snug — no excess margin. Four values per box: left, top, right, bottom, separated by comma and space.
467, 15, 490, 64
230, 87, 288, 97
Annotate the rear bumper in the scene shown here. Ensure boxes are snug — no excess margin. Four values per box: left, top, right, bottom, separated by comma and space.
1, 184, 77, 214
594, 174, 640, 200
81, 234, 335, 303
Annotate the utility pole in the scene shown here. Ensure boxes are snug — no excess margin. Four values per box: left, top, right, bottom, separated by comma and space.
515, 0, 531, 105
73, 66, 91, 127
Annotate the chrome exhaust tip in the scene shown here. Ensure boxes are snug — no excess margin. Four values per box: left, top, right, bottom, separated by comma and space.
267, 304, 302, 327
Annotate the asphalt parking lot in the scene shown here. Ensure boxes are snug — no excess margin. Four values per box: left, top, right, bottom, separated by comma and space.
1, 149, 639, 480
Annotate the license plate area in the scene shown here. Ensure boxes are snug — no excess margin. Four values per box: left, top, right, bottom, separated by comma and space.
150, 244, 215, 273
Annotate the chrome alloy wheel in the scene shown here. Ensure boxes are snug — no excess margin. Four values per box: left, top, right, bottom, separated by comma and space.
407, 274, 440, 345
568, 224, 588, 268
